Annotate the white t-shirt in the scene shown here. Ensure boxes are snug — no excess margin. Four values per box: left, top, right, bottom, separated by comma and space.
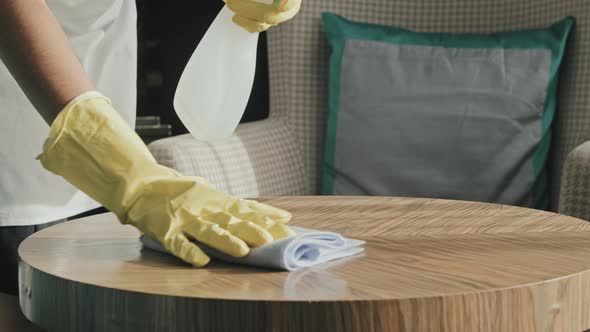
0, 0, 137, 226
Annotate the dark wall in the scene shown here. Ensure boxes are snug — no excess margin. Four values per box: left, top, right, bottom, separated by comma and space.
136, 1, 270, 136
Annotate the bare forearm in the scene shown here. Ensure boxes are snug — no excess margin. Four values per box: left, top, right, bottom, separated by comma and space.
0, 0, 94, 124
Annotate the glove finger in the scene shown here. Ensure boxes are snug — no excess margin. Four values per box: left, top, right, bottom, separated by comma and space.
266, 222, 296, 240
247, 215, 296, 240
226, 0, 300, 24
232, 15, 272, 32
228, 220, 274, 247
183, 218, 250, 258
231, 199, 292, 224
201, 208, 273, 247
226, 0, 274, 22
165, 233, 210, 267
263, 0, 301, 25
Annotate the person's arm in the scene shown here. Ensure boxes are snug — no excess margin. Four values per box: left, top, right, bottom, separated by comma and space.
0, 0, 94, 124
1, 0, 298, 268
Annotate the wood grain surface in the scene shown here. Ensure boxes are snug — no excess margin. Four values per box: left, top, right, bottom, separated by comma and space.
18, 196, 590, 331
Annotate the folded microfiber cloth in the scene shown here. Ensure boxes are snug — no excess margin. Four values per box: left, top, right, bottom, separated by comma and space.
140, 226, 365, 271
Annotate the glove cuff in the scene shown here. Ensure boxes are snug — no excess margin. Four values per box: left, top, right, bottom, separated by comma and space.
37, 91, 169, 221
40, 91, 111, 156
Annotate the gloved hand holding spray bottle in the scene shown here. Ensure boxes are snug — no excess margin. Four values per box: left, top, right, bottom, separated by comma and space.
175, 0, 301, 140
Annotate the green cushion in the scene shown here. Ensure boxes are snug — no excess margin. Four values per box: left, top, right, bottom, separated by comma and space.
322, 12, 574, 209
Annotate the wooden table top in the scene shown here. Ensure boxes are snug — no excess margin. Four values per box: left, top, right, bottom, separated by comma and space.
19, 196, 590, 302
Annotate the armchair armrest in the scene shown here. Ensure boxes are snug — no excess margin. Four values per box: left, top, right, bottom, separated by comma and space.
147, 118, 306, 198
559, 141, 590, 221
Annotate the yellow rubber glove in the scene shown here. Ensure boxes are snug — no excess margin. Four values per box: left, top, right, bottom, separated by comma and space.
38, 91, 295, 267
224, 0, 301, 33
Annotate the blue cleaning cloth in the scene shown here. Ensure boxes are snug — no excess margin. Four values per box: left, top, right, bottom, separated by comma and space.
140, 226, 365, 271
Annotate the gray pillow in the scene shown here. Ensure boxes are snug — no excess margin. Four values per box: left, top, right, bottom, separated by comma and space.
322, 13, 574, 209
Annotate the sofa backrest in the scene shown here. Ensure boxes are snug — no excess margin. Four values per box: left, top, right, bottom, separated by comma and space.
267, 0, 590, 209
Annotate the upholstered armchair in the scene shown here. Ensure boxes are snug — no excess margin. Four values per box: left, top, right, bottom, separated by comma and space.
148, 0, 590, 219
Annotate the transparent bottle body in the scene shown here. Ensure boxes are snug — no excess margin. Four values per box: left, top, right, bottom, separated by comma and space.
173, 5, 259, 141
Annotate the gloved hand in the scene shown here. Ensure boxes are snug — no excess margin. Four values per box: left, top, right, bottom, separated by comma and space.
38, 91, 295, 267
224, 0, 301, 33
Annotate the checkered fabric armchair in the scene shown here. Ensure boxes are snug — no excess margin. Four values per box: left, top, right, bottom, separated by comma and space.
148, 0, 590, 219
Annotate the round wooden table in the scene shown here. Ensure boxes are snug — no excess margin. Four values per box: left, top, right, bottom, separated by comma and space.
18, 196, 590, 331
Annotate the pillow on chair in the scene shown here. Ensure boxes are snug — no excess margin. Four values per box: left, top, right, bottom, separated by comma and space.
321, 13, 574, 209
